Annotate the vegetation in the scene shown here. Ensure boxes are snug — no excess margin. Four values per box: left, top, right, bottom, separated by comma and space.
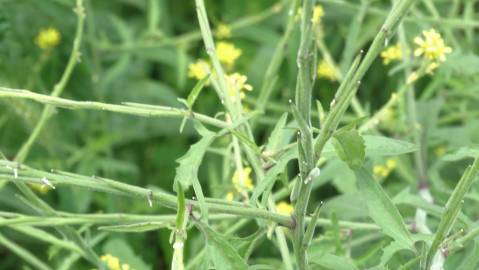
1, 0, 478, 269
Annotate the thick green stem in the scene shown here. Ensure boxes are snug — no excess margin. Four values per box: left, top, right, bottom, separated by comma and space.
292, 0, 316, 269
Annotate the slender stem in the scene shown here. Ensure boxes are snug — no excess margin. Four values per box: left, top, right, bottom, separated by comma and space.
319, 0, 479, 28
0, 87, 228, 129
255, 0, 300, 114
0, 233, 52, 270
0, 160, 293, 227
15, 1, 85, 163
6, 1, 104, 268
98, 2, 283, 52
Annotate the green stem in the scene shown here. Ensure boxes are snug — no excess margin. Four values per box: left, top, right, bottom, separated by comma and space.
7, 1, 103, 268
0, 87, 228, 129
98, 2, 283, 52
292, 0, 316, 268
0, 233, 52, 270
255, 0, 300, 114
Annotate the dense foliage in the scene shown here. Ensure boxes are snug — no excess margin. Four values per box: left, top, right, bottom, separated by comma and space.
1, 0, 479, 269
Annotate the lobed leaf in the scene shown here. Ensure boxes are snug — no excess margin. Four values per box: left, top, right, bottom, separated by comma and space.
174, 123, 215, 220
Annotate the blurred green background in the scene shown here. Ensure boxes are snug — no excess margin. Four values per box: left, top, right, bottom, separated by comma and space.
1, 0, 479, 269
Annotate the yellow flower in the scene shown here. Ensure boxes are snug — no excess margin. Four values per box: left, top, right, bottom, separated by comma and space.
406, 72, 419, 85
225, 192, 235, 201
276, 201, 294, 215
100, 254, 134, 270
386, 159, 397, 170
414, 29, 452, 62
216, 23, 231, 39
373, 165, 390, 178
35, 27, 61, 50
187, 59, 210, 80
216, 42, 241, 68
232, 166, 254, 193
426, 62, 439, 74
381, 43, 403, 65
317, 60, 337, 81
435, 146, 446, 157
312, 5, 325, 25
225, 73, 253, 102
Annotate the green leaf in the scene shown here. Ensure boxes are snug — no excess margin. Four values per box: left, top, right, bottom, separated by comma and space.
309, 253, 359, 270
265, 113, 288, 152
355, 167, 414, 250
102, 238, 150, 270
426, 157, 479, 268
98, 222, 170, 232
229, 129, 262, 155
442, 146, 479, 161
186, 74, 210, 108
380, 241, 410, 266
332, 128, 365, 170
323, 135, 417, 158
393, 188, 471, 226
174, 123, 215, 220
227, 230, 266, 259
196, 221, 248, 270
251, 148, 296, 202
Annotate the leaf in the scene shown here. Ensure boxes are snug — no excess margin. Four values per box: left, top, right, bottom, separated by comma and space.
355, 167, 414, 250
227, 230, 266, 259
323, 135, 417, 158
186, 74, 210, 108
331, 128, 365, 170
174, 123, 215, 220
393, 188, 471, 226
229, 129, 262, 155
426, 157, 479, 268
309, 253, 359, 270
102, 238, 150, 270
196, 221, 248, 270
265, 113, 288, 152
380, 241, 410, 266
98, 222, 170, 232
442, 146, 479, 161
251, 148, 296, 201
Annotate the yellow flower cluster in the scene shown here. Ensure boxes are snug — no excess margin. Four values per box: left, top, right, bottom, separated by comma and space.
414, 29, 452, 62
381, 29, 452, 79
317, 60, 338, 81
187, 59, 210, 80
373, 159, 397, 178
216, 23, 231, 39
100, 254, 133, 270
216, 41, 242, 68
35, 27, 61, 50
225, 73, 253, 102
276, 201, 294, 215
380, 44, 403, 65
312, 5, 325, 25
232, 166, 254, 193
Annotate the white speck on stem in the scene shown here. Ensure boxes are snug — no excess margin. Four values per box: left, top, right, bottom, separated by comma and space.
147, 192, 153, 207
41, 177, 55, 189
173, 242, 184, 249
304, 167, 320, 184
13, 168, 18, 179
